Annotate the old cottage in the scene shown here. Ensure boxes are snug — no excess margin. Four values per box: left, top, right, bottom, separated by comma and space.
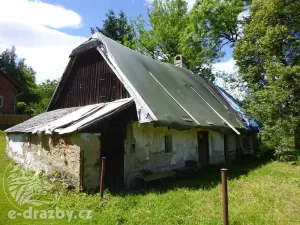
5, 33, 260, 191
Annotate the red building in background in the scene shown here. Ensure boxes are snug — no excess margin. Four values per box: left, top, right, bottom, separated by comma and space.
0, 68, 22, 114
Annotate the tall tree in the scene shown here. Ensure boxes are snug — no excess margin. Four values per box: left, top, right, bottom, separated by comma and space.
91, 10, 135, 47
184, 0, 245, 70
234, 0, 300, 148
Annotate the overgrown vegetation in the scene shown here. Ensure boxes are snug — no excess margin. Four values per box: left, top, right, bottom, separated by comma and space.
274, 147, 300, 165
1, 131, 300, 225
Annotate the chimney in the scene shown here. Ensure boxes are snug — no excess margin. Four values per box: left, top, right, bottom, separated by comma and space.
174, 54, 187, 68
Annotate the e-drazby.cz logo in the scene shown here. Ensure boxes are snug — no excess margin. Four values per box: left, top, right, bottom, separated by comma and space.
3, 163, 92, 221
8, 207, 93, 222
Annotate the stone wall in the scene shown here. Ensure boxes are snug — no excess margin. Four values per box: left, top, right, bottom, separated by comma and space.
6, 133, 81, 187
6, 132, 101, 190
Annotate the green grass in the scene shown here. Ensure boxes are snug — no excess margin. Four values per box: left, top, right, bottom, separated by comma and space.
1, 130, 300, 224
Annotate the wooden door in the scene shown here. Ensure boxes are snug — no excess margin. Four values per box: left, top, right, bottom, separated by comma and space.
100, 121, 125, 190
197, 131, 209, 166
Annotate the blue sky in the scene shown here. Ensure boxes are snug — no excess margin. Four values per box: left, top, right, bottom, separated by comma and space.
0, 0, 236, 83
45, 0, 149, 37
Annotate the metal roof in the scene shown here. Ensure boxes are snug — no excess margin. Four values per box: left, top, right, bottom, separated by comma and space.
6, 98, 133, 134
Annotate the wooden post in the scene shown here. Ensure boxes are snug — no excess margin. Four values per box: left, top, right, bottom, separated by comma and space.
221, 168, 229, 225
100, 157, 106, 199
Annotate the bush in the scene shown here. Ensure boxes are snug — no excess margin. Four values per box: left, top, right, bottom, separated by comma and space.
274, 147, 300, 164
16, 102, 27, 114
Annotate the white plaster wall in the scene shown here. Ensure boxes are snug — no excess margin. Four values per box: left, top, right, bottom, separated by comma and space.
6, 133, 26, 164
124, 122, 199, 186
80, 133, 101, 191
209, 131, 225, 164
227, 133, 237, 161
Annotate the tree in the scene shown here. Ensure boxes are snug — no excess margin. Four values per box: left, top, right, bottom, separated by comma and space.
183, 0, 246, 76
133, 0, 188, 62
29, 79, 59, 116
91, 10, 135, 47
234, 0, 300, 148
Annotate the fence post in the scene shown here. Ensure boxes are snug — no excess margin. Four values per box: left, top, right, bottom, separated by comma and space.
100, 157, 106, 199
221, 168, 229, 225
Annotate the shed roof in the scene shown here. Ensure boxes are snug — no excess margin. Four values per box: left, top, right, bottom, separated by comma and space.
6, 98, 133, 134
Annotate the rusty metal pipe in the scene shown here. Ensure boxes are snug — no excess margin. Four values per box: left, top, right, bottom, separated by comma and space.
100, 157, 106, 199
221, 168, 229, 225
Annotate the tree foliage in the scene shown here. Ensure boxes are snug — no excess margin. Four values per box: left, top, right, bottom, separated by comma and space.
91, 9, 135, 47
29, 79, 59, 116
133, 0, 188, 62
234, 0, 300, 148
184, 0, 245, 68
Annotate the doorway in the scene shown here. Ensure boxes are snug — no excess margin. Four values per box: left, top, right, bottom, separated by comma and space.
100, 119, 125, 190
197, 131, 209, 166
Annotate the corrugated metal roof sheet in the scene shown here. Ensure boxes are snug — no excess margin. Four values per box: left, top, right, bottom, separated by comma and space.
6, 98, 133, 134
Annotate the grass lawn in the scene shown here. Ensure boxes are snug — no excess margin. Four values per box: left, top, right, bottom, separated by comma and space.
1, 130, 300, 224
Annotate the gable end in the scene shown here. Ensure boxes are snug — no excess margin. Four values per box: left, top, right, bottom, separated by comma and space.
48, 49, 130, 110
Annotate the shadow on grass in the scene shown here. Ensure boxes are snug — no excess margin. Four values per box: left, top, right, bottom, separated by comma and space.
112, 157, 271, 197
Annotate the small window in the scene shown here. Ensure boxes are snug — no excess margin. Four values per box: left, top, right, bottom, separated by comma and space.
0, 96, 3, 107
165, 135, 173, 154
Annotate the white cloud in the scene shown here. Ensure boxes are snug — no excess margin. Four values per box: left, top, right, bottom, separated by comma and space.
145, 0, 196, 11
213, 58, 244, 99
213, 58, 236, 88
213, 58, 237, 75
0, 0, 81, 29
0, 0, 87, 83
